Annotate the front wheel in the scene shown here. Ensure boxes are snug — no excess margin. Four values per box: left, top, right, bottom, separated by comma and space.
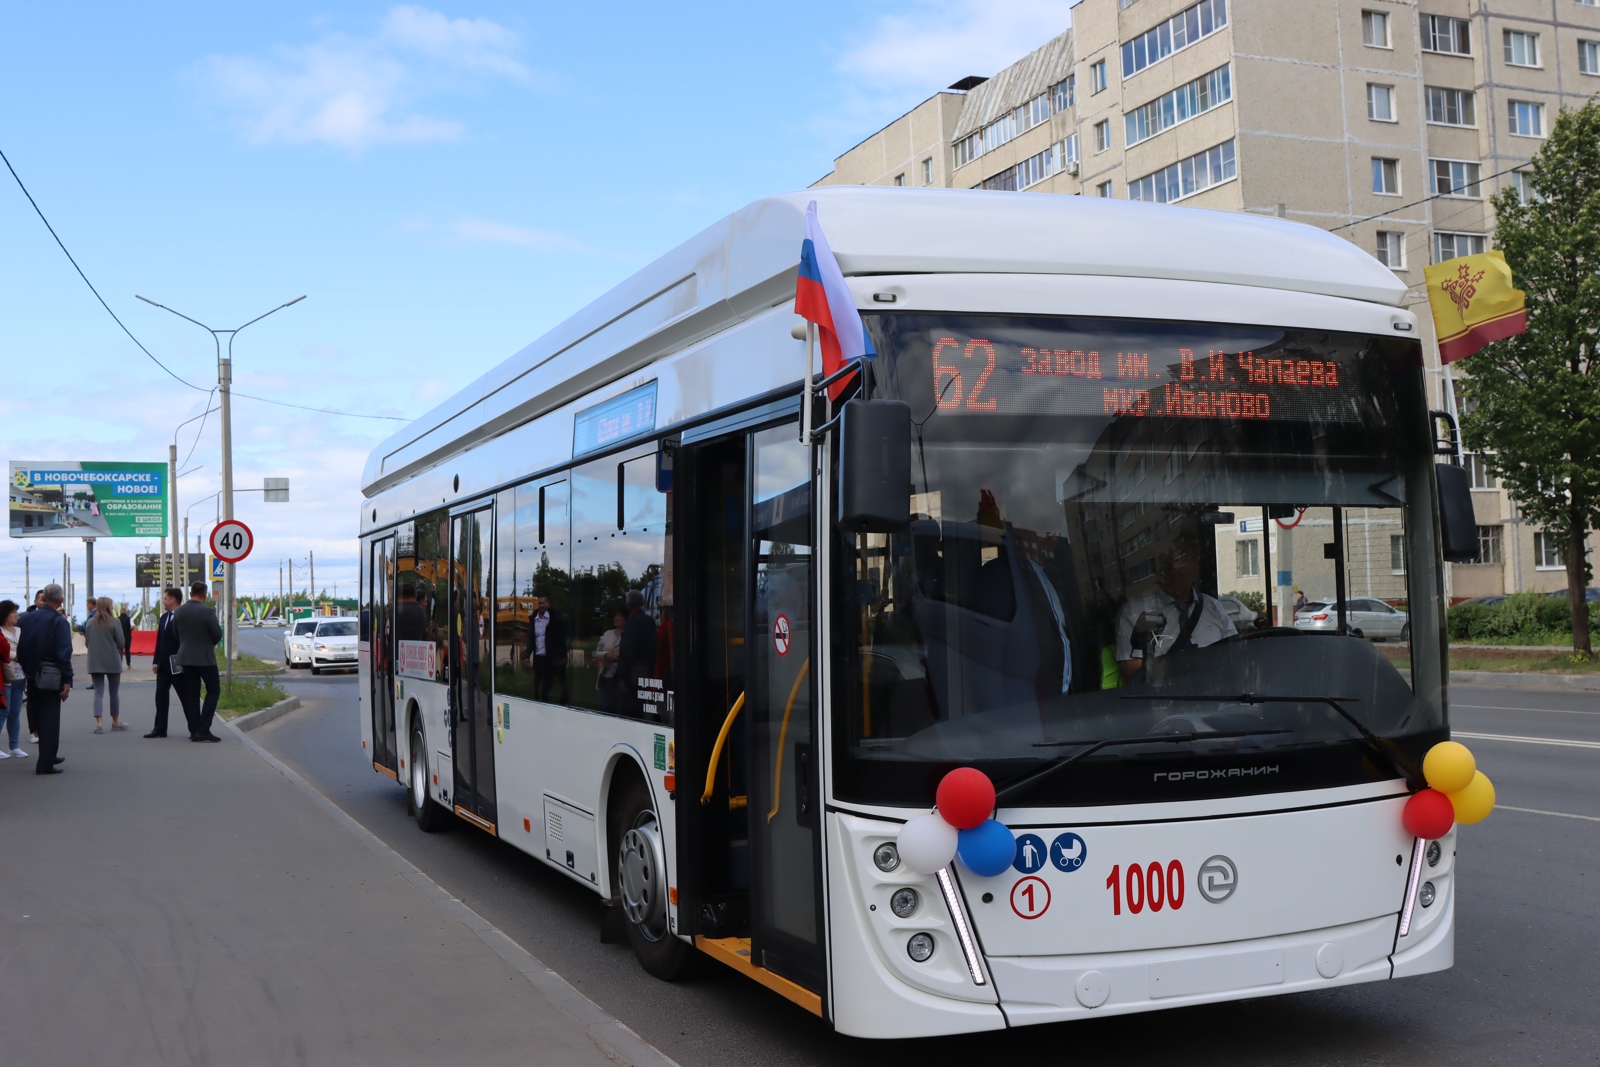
1399, 623, 1410, 641
614, 777, 696, 979
311, 665, 321, 675
407, 723, 450, 832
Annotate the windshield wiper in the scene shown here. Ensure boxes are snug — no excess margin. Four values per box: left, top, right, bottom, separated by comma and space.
994, 728, 1292, 806
1151, 693, 1420, 786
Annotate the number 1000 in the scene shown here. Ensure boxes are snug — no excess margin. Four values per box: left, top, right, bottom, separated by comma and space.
1105, 860, 1185, 915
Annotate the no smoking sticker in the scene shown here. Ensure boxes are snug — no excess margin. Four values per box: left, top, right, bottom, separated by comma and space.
773, 613, 791, 656
1011, 876, 1051, 919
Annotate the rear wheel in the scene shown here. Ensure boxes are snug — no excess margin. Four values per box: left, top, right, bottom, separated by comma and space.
613, 775, 695, 979
1399, 623, 1410, 641
407, 721, 450, 832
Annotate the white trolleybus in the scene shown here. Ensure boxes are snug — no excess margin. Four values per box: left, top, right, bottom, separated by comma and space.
357, 188, 1478, 1038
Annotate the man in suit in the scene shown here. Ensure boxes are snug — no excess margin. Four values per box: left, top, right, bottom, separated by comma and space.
174, 581, 223, 742
118, 606, 133, 667
525, 595, 570, 703
15, 583, 71, 774
145, 588, 186, 738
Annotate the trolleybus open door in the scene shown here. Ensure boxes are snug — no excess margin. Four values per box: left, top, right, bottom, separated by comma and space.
450, 507, 498, 833
368, 534, 399, 775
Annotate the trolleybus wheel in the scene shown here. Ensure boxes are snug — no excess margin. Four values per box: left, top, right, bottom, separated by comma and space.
614, 777, 695, 979
408, 722, 450, 832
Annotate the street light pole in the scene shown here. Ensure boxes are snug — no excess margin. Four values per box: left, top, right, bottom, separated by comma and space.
137, 293, 304, 687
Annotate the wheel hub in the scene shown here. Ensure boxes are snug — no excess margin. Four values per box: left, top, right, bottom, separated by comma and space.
618, 813, 667, 938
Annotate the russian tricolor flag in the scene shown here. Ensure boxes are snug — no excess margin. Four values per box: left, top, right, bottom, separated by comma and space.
795, 200, 875, 400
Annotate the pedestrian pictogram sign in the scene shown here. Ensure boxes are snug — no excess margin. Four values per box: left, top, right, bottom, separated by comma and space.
210, 519, 254, 564
773, 613, 791, 656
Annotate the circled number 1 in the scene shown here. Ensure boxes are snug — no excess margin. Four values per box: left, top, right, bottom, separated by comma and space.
1010, 875, 1051, 919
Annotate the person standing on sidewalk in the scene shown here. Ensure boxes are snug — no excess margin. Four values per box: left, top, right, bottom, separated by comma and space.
174, 581, 222, 743
85, 597, 127, 733
145, 588, 185, 739
118, 606, 133, 667
16, 583, 72, 774
0, 601, 25, 760
22, 592, 46, 743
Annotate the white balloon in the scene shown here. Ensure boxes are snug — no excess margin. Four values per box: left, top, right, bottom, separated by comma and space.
898, 813, 959, 875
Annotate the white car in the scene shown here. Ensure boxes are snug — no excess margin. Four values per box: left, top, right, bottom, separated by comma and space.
284, 618, 318, 668
310, 617, 359, 674
1294, 598, 1410, 641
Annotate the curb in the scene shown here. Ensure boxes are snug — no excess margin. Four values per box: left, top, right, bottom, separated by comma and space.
1451, 669, 1600, 691
231, 695, 302, 732
227, 717, 680, 1067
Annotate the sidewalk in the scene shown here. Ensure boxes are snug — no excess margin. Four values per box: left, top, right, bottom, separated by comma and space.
0, 691, 655, 1065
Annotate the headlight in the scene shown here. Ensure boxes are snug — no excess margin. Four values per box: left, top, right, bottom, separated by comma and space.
906, 932, 935, 962
873, 843, 900, 872
1426, 841, 1442, 867
890, 887, 919, 918
315, 643, 328, 651
1418, 881, 1436, 908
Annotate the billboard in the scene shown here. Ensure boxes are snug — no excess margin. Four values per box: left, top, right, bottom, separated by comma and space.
135, 553, 208, 589
10, 462, 168, 538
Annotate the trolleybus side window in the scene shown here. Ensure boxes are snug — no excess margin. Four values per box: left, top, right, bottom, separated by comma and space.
395, 515, 447, 683
495, 479, 572, 704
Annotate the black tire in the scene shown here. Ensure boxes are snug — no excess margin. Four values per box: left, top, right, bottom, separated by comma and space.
407, 721, 450, 832
1350, 628, 1365, 641
1400, 623, 1410, 641
311, 665, 321, 675
612, 773, 696, 979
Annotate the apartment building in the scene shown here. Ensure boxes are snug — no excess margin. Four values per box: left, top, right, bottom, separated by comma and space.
815, 0, 1600, 599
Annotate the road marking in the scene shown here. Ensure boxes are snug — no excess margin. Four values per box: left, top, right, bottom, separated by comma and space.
1454, 731, 1600, 750
1500, 805, 1600, 824
1455, 703, 1600, 717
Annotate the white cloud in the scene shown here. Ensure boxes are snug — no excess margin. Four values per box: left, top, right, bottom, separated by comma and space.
839, 0, 1075, 95
199, 6, 532, 150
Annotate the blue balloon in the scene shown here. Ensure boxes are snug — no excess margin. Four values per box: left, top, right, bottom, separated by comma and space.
957, 820, 1016, 878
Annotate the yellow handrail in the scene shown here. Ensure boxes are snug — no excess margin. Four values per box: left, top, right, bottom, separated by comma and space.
701, 692, 746, 805
767, 658, 812, 822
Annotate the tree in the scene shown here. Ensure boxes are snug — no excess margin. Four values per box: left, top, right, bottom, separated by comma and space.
1458, 98, 1600, 654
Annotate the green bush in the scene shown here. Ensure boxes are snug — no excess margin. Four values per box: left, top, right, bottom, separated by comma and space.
1448, 592, 1595, 641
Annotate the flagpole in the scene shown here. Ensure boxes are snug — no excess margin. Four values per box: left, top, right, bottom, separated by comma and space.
803, 322, 816, 444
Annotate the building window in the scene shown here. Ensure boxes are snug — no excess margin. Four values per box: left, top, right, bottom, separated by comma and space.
1062, 133, 1080, 165
1422, 14, 1471, 55
1431, 158, 1482, 197
1425, 86, 1476, 126
1053, 75, 1076, 110
1121, 0, 1229, 79
1094, 119, 1111, 152
921, 157, 933, 185
1511, 170, 1540, 202
1581, 40, 1600, 75
1128, 139, 1237, 203
1462, 453, 1500, 489
1367, 83, 1396, 121
1125, 64, 1232, 146
1504, 30, 1541, 67
1434, 231, 1487, 262
1236, 538, 1260, 578
1372, 157, 1399, 194
1375, 230, 1405, 268
1508, 100, 1545, 137
1390, 534, 1406, 574
1362, 10, 1390, 48
1535, 531, 1565, 569
1091, 59, 1107, 94
980, 146, 1060, 191
893, 173, 905, 187
1475, 525, 1504, 564
1096, 180, 1114, 198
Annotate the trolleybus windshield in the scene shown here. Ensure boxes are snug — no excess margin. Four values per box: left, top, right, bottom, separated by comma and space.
836, 313, 1443, 808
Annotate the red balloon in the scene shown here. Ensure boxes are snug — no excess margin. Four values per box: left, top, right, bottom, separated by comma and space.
936, 767, 996, 830
1402, 789, 1455, 840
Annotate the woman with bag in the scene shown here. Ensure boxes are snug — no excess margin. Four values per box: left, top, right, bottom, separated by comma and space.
0, 600, 24, 759
85, 596, 127, 733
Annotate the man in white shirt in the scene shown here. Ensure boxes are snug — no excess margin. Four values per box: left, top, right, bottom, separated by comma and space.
1114, 543, 1237, 680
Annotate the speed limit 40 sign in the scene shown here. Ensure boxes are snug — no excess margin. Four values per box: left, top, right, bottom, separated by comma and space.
210, 519, 254, 564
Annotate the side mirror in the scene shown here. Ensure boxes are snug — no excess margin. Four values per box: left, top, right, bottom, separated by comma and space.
1435, 463, 1478, 562
838, 399, 911, 533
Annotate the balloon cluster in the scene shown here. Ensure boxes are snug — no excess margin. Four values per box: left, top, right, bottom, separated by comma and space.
1401, 741, 1495, 839
896, 768, 1017, 877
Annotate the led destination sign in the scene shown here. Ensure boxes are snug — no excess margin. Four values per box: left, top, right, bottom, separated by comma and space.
926, 334, 1360, 422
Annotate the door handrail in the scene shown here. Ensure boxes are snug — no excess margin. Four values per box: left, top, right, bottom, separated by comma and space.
767, 658, 811, 822
701, 692, 746, 805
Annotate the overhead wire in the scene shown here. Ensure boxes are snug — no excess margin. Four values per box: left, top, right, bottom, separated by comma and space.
1, 144, 411, 423
1326, 162, 1530, 233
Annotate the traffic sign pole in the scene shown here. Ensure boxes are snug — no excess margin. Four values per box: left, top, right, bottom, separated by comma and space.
210, 519, 254, 693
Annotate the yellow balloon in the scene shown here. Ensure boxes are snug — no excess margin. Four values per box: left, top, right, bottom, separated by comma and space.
1424, 741, 1477, 794
1449, 771, 1495, 825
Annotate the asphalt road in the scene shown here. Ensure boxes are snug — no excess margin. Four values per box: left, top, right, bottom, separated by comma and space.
240, 626, 1599, 1066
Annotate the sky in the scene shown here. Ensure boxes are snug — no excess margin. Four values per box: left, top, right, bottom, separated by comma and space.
0, 0, 1075, 616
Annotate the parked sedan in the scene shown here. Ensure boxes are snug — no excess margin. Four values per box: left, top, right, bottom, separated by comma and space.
310, 617, 359, 675
1216, 595, 1264, 629
284, 618, 318, 668
1295, 598, 1409, 641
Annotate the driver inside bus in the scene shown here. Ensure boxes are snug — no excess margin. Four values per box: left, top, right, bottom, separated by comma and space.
1114, 536, 1237, 680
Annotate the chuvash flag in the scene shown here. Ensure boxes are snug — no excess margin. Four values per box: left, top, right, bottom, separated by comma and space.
1423, 250, 1527, 364
795, 200, 875, 400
